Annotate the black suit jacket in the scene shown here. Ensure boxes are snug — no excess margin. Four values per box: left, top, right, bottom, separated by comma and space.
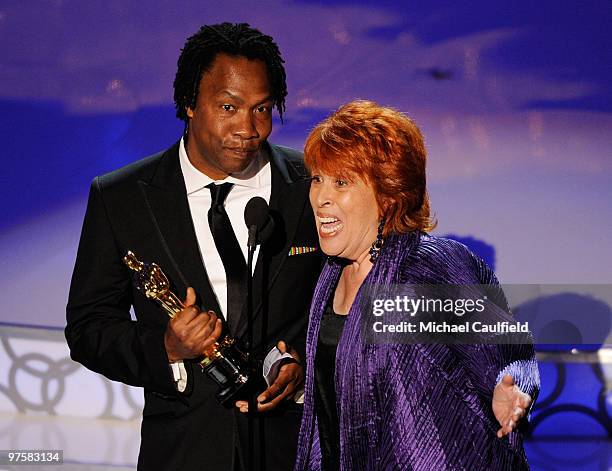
66, 141, 321, 470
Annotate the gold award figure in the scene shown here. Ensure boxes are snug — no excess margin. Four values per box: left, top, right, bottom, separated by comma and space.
123, 251, 249, 405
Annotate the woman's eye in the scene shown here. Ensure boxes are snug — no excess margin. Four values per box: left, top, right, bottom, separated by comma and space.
311, 175, 323, 183
336, 179, 348, 187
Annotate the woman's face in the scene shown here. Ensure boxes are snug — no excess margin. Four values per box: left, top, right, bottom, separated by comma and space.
309, 171, 381, 261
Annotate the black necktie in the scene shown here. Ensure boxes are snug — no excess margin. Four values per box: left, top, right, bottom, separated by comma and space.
207, 183, 247, 330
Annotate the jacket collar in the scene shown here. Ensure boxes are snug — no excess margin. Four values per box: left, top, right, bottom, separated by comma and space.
141, 140, 313, 337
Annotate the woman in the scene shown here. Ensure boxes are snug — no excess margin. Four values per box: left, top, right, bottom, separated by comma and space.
294, 100, 539, 470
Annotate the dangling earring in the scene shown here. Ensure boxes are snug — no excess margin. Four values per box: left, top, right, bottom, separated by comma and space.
369, 218, 385, 263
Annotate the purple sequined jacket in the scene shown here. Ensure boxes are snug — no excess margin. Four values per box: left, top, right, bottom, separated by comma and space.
294, 232, 540, 471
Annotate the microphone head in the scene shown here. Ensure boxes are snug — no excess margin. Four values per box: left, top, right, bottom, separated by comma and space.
244, 197, 269, 228
244, 197, 275, 246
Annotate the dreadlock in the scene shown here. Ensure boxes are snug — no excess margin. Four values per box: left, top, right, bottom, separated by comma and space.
173, 23, 288, 122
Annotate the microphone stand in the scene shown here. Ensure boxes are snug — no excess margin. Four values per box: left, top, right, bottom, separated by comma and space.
243, 198, 273, 471
246, 224, 257, 471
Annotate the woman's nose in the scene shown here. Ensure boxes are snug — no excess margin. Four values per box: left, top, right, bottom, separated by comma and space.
310, 182, 332, 208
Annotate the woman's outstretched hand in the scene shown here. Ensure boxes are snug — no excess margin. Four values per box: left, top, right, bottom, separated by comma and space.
493, 374, 532, 438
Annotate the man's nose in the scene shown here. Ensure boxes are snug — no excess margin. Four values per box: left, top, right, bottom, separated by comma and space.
233, 112, 259, 139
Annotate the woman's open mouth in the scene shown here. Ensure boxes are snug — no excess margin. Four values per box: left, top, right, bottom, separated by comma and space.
318, 216, 343, 236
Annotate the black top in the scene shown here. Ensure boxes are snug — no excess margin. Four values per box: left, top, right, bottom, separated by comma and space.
314, 301, 348, 471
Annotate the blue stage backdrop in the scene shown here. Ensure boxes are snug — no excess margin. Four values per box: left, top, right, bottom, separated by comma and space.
0, 1, 611, 468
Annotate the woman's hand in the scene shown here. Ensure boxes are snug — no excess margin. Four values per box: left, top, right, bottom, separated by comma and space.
493, 374, 532, 438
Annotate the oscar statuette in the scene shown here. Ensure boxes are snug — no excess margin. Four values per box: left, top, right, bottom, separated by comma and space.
123, 251, 249, 406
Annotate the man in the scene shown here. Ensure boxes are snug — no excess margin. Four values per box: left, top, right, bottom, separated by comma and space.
66, 23, 321, 471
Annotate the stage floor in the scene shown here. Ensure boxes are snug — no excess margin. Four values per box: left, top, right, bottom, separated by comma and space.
0, 412, 610, 470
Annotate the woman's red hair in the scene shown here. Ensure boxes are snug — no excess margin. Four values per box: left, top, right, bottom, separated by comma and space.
304, 100, 436, 235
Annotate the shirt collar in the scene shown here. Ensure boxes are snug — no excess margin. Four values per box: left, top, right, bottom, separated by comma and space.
179, 137, 270, 195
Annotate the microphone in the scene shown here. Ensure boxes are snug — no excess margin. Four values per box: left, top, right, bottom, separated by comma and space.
244, 197, 274, 248
243, 197, 274, 466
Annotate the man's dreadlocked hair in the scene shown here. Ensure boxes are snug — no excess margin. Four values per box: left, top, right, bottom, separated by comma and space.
173, 23, 288, 122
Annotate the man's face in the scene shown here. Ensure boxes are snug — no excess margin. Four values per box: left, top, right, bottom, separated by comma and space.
186, 53, 273, 179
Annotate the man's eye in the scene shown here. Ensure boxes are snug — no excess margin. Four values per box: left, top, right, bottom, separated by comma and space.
222, 104, 235, 111
256, 105, 270, 113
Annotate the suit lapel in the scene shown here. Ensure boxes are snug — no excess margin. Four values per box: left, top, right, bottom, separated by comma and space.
234, 144, 312, 338
138, 142, 221, 314
265, 145, 312, 289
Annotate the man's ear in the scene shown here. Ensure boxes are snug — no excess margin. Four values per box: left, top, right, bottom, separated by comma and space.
186, 107, 194, 119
